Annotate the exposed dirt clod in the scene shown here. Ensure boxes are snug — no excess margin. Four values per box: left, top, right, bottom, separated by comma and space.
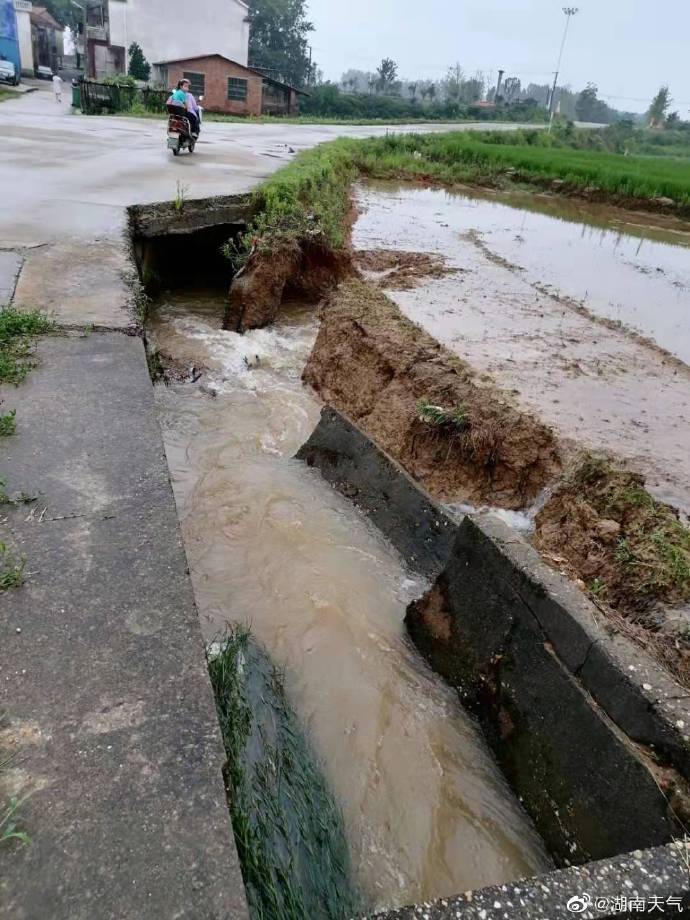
303, 279, 561, 508
225, 241, 351, 333
355, 248, 458, 290
535, 454, 690, 685
225, 239, 302, 333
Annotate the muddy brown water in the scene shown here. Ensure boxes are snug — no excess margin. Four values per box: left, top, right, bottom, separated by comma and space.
147, 291, 549, 912
355, 182, 690, 517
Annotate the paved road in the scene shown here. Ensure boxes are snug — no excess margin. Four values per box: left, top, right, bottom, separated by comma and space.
0, 84, 520, 248
0, 85, 529, 325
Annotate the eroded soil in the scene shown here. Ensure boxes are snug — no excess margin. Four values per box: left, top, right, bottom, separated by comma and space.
356, 248, 458, 290
354, 183, 690, 519
304, 279, 561, 508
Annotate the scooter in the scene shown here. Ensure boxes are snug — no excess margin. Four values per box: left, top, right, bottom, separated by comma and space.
166, 102, 198, 156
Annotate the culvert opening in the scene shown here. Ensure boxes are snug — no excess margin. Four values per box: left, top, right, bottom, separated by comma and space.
133, 222, 244, 294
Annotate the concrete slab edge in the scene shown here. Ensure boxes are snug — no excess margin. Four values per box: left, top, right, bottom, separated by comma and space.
297, 406, 690, 781
368, 841, 690, 919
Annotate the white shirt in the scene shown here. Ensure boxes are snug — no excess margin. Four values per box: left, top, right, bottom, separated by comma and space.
53, 75, 63, 91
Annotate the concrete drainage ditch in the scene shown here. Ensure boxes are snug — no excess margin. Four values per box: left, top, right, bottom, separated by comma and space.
130, 196, 690, 919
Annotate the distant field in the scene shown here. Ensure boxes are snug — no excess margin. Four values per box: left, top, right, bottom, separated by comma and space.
355, 132, 690, 208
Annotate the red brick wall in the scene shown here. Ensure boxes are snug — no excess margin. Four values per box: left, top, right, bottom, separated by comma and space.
166, 56, 263, 117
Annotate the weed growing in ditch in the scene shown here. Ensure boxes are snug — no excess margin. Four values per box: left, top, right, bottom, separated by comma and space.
543, 454, 690, 609
174, 181, 188, 213
208, 628, 360, 920
0, 748, 30, 848
0, 308, 53, 386
0, 410, 16, 436
0, 542, 25, 591
0, 794, 30, 848
417, 399, 469, 432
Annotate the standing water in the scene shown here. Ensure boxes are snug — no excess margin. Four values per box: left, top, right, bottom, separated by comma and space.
147, 291, 549, 913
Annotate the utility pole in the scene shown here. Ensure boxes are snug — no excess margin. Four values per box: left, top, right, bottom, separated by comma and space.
495, 69, 504, 102
549, 6, 578, 123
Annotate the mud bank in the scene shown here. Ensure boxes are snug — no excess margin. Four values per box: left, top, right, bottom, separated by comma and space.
303, 279, 560, 508
225, 238, 351, 332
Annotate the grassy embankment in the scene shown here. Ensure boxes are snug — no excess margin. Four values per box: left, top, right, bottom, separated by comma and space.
209, 629, 359, 920
232, 130, 690, 269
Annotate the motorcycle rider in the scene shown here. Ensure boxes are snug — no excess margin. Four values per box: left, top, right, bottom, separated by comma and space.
167, 79, 199, 136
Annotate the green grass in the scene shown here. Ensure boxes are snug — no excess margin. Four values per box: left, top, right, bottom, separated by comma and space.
573, 455, 690, 604
1, 741, 30, 848
209, 628, 359, 920
352, 132, 690, 208
0, 308, 53, 386
417, 399, 469, 432
231, 130, 690, 272
0, 542, 25, 591
0, 410, 16, 436
0, 89, 17, 104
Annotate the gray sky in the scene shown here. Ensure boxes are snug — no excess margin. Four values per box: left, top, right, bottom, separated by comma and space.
306, 0, 690, 114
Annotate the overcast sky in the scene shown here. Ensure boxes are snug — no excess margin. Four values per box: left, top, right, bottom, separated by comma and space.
306, 0, 690, 114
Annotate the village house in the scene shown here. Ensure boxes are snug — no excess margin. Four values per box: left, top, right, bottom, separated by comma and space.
154, 54, 304, 117
4, 0, 63, 77
83, 0, 249, 79
30, 3, 63, 73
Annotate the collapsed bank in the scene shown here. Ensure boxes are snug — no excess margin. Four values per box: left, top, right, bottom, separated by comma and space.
130, 134, 690, 918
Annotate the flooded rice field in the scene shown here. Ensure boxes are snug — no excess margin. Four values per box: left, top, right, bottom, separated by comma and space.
147, 292, 549, 913
355, 183, 690, 516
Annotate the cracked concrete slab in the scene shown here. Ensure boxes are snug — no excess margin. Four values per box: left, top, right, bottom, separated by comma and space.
12, 242, 135, 329
0, 332, 248, 919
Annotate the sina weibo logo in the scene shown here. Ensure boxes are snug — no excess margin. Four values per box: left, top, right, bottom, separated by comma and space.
566, 894, 592, 913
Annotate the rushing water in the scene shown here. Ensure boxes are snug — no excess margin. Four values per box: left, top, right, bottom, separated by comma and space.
147, 291, 549, 913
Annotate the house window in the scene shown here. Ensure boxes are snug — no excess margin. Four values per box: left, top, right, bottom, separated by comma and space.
183, 71, 205, 97
228, 77, 248, 102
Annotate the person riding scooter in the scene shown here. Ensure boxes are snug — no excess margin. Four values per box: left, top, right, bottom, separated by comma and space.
167, 79, 199, 136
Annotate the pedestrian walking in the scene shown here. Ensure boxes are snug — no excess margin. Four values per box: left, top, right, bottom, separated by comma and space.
52, 73, 63, 103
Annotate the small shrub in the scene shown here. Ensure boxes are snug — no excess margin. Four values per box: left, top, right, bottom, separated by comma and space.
0, 410, 16, 436
0, 542, 24, 591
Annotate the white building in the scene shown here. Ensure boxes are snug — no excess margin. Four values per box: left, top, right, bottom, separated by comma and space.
85, 0, 249, 79
13, 0, 34, 76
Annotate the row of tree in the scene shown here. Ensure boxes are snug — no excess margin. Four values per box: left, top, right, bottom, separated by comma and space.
332, 65, 643, 125
42, 0, 685, 132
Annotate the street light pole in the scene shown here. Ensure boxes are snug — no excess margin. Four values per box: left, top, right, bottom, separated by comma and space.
549, 6, 579, 122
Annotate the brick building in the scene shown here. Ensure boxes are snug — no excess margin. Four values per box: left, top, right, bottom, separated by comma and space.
153, 54, 303, 117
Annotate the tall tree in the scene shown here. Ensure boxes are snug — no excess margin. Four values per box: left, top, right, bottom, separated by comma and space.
647, 85, 671, 128
248, 0, 314, 87
128, 42, 150, 81
376, 58, 398, 94
443, 63, 464, 102
502, 77, 521, 104
41, 0, 81, 31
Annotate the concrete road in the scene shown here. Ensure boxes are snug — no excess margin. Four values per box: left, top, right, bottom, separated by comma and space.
0, 87, 528, 326
0, 85, 521, 249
